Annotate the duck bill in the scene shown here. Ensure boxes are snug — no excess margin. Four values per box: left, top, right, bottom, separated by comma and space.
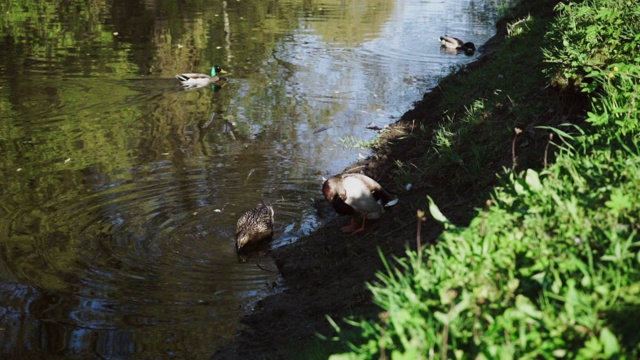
219, 69, 228, 74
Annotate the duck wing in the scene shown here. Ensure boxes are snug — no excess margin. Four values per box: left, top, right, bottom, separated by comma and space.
341, 176, 385, 219
345, 173, 398, 207
175, 73, 211, 82
440, 36, 464, 49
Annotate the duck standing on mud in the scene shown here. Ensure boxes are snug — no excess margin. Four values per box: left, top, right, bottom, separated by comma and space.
322, 173, 398, 234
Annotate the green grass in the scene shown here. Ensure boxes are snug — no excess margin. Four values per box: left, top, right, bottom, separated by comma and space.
543, 0, 640, 92
339, 134, 387, 152
326, 0, 640, 358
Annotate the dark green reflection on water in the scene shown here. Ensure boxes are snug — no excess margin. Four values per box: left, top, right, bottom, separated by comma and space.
0, 0, 504, 357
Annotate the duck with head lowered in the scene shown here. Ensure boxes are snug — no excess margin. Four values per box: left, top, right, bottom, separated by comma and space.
175, 65, 228, 89
322, 173, 398, 234
235, 202, 275, 253
439, 35, 476, 55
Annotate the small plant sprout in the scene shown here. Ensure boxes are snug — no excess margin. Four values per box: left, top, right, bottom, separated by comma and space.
416, 209, 427, 261
512, 127, 522, 169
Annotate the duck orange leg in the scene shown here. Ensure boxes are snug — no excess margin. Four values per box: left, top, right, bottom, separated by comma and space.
351, 215, 367, 234
340, 216, 356, 232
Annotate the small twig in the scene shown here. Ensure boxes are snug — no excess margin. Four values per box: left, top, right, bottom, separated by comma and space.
379, 312, 390, 360
244, 168, 256, 183
345, 165, 367, 173
256, 263, 277, 273
479, 200, 492, 237
473, 312, 480, 343
416, 210, 427, 262
203, 112, 216, 128
507, 17, 528, 36
441, 305, 451, 360
504, 328, 512, 348
511, 127, 522, 169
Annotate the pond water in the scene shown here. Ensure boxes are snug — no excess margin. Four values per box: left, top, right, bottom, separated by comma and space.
0, 0, 505, 357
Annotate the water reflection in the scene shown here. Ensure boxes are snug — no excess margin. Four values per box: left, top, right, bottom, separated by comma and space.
0, 0, 506, 357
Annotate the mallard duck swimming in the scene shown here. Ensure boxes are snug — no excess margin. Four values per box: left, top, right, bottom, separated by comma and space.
236, 202, 275, 253
175, 65, 228, 89
322, 173, 398, 234
440, 35, 476, 55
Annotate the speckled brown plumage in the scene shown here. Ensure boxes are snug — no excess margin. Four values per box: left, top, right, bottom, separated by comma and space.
235, 203, 274, 252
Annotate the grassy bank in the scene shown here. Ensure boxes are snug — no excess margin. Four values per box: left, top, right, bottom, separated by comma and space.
328, 0, 640, 358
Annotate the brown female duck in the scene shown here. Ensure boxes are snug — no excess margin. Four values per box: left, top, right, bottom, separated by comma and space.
235, 202, 274, 252
322, 173, 398, 234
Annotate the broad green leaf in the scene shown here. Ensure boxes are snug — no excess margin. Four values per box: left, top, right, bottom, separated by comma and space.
599, 327, 620, 357
525, 169, 543, 191
434, 311, 449, 326
427, 196, 450, 224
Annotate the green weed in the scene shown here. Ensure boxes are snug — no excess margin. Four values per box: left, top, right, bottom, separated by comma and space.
339, 135, 384, 151
543, 0, 640, 92
327, 0, 640, 358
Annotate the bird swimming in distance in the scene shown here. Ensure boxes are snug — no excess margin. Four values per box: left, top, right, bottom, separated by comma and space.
175, 65, 228, 89
440, 35, 476, 55
235, 202, 275, 253
322, 173, 398, 234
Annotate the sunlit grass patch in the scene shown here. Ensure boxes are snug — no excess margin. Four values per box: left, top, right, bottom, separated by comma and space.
327, 0, 640, 358
330, 139, 640, 359
543, 0, 640, 92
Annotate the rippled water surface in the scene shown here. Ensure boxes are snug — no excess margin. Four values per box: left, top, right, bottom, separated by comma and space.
0, 0, 505, 357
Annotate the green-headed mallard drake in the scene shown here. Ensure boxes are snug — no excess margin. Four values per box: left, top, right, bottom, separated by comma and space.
440, 35, 476, 55
175, 66, 228, 89
322, 173, 398, 234
235, 202, 275, 252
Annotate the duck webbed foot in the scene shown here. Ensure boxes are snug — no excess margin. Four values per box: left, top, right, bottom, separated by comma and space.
351, 216, 367, 235
340, 217, 356, 233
